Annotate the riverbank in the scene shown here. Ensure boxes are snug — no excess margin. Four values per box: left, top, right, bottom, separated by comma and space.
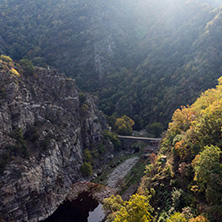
106, 156, 139, 191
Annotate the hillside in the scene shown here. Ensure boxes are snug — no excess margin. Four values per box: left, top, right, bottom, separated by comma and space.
103, 76, 222, 221
1, 0, 222, 130
0, 56, 113, 221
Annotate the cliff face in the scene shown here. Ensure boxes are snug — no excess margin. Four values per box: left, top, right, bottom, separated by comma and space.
0, 59, 113, 221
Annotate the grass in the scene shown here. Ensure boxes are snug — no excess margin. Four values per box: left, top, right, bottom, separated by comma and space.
120, 158, 148, 195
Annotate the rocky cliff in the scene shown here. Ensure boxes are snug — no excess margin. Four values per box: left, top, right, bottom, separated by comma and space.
0, 57, 113, 221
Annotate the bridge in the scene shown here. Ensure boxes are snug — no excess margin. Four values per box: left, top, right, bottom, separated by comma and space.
118, 135, 161, 150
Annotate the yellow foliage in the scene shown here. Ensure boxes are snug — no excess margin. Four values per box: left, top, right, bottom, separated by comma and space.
103, 194, 152, 222
115, 115, 135, 135
167, 212, 187, 222
0, 54, 12, 62
10, 68, 20, 77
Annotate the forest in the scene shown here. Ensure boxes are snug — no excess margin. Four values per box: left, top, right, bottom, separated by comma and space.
103, 76, 222, 221
1, 0, 222, 132
1, 0, 222, 221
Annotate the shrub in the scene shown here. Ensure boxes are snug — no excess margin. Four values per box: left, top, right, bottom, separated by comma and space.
167, 212, 187, 222
19, 59, 34, 75
189, 215, 209, 222
103, 130, 121, 150
146, 122, 164, 137
10, 68, 20, 77
24, 126, 40, 142
79, 92, 86, 107
171, 188, 184, 211
83, 149, 92, 162
0, 54, 12, 62
80, 162, 93, 176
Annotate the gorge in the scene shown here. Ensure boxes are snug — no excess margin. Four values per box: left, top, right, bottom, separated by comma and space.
0, 57, 114, 221
1, 0, 222, 221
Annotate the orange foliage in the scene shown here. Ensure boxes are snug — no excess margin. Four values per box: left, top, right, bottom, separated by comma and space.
189, 215, 209, 222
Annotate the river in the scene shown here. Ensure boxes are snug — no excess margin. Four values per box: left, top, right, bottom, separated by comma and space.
43, 156, 140, 221
43, 192, 105, 222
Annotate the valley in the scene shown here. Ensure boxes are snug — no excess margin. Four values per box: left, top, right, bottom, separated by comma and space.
1, 0, 222, 221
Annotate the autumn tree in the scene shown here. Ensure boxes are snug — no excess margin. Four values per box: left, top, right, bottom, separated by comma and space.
103, 194, 153, 222
115, 115, 135, 135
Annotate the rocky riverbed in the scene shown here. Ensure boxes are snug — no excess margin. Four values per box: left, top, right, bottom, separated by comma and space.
106, 156, 139, 191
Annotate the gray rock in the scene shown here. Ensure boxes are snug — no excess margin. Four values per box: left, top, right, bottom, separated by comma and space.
0, 63, 114, 221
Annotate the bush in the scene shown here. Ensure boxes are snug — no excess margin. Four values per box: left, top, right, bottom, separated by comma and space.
80, 162, 93, 176
103, 130, 121, 150
83, 149, 92, 162
0, 54, 12, 62
115, 115, 135, 136
10, 68, 20, 77
24, 126, 40, 142
146, 122, 163, 138
167, 212, 187, 222
19, 59, 34, 75
79, 92, 86, 107
189, 215, 209, 222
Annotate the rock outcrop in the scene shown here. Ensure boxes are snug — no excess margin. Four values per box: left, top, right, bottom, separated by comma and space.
0, 58, 113, 221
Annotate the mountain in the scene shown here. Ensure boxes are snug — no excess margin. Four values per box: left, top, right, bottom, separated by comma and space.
1, 0, 222, 129
103, 76, 222, 222
0, 56, 113, 221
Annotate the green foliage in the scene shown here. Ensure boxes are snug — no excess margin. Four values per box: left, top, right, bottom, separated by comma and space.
171, 188, 184, 211
80, 161, 93, 177
0, 128, 29, 174
83, 149, 92, 162
157, 77, 222, 220
192, 145, 222, 205
1, 0, 222, 130
98, 143, 105, 155
0, 87, 6, 101
103, 130, 121, 150
0, 153, 12, 175
19, 59, 34, 75
103, 194, 153, 222
166, 212, 187, 222
120, 159, 146, 195
9, 128, 25, 145
107, 113, 117, 130
79, 92, 86, 107
146, 122, 164, 137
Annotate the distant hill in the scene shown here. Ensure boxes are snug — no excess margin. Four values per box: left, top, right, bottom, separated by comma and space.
1, 0, 222, 129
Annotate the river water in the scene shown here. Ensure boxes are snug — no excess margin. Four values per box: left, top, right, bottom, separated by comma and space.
43, 192, 105, 222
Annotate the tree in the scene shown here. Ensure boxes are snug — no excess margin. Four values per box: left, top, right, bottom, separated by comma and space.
80, 162, 93, 176
192, 145, 222, 205
19, 59, 34, 75
115, 115, 135, 135
146, 122, 164, 137
103, 194, 153, 222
